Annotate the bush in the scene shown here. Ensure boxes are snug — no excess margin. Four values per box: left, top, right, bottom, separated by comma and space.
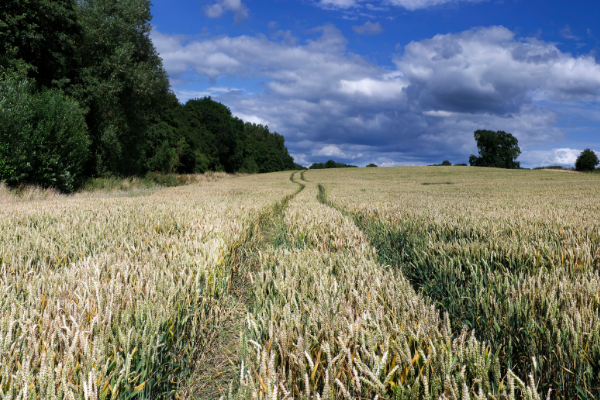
0, 80, 90, 192
366, 163, 378, 167
441, 160, 451, 166
575, 149, 599, 171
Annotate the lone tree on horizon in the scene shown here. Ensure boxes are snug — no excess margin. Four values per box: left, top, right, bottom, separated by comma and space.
469, 130, 521, 169
575, 149, 599, 171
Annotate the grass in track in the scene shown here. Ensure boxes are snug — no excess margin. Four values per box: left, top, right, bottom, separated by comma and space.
182, 172, 305, 399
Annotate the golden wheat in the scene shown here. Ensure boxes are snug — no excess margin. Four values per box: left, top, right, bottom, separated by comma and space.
309, 166, 600, 399
0, 172, 295, 399
233, 175, 538, 400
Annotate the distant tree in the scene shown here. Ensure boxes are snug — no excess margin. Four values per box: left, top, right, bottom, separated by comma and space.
454, 163, 468, 166
366, 163, 378, 167
309, 160, 357, 169
469, 130, 521, 169
575, 149, 599, 171
441, 160, 451, 166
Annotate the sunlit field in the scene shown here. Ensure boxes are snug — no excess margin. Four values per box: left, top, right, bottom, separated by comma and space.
0, 173, 296, 399
311, 166, 600, 400
2, 167, 599, 400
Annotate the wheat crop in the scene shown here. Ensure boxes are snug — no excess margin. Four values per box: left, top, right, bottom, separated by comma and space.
4, 166, 588, 400
232, 175, 537, 400
0, 172, 295, 400
309, 166, 600, 399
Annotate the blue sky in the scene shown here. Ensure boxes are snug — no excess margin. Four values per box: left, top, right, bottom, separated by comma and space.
150, 0, 600, 167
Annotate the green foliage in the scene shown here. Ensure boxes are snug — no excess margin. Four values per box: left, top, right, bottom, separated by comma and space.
1, 0, 299, 184
309, 159, 357, 169
575, 149, 599, 171
74, 0, 171, 177
0, 80, 89, 192
0, 0, 81, 87
469, 130, 521, 169
454, 163, 468, 166
429, 161, 455, 166
533, 165, 566, 170
170, 97, 300, 174
366, 163, 378, 167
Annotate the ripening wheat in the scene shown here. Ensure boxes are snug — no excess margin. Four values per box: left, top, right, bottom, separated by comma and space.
0, 172, 296, 400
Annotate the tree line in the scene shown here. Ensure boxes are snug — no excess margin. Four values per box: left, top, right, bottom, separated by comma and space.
309, 160, 357, 169
0, 0, 302, 192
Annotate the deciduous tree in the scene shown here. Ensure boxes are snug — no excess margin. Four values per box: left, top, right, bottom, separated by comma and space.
469, 130, 521, 169
575, 149, 599, 171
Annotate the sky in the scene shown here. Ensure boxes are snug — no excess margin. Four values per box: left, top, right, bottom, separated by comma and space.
150, 0, 600, 168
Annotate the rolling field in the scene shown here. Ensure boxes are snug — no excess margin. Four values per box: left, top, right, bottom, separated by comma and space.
1, 167, 599, 399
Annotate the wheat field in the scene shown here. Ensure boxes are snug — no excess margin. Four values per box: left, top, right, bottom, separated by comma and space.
310, 167, 600, 400
2, 167, 599, 399
0, 173, 295, 400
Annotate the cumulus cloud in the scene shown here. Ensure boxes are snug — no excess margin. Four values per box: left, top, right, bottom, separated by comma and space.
396, 26, 600, 115
173, 87, 245, 103
153, 25, 600, 166
352, 21, 383, 35
316, 0, 483, 11
385, 0, 483, 10
313, 145, 364, 159
204, 0, 248, 22
520, 148, 600, 168
318, 0, 361, 9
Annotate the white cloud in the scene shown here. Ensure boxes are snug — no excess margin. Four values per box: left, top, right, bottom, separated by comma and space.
153, 25, 600, 166
396, 26, 600, 116
204, 0, 248, 22
316, 0, 484, 11
312, 145, 364, 159
352, 21, 383, 35
234, 113, 269, 126
273, 30, 299, 46
318, 0, 362, 9
290, 153, 310, 166
313, 145, 350, 158
174, 87, 244, 103
520, 148, 600, 168
385, 0, 483, 10
339, 76, 406, 99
